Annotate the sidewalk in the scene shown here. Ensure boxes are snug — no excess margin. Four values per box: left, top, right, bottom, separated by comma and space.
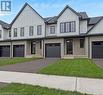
0, 71, 103, 95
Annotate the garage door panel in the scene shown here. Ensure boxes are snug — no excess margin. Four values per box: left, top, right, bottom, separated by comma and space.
0, 46, 10, 57
92, 42, 103, 58
45, 43, 61, 58
13, 45, 24, 57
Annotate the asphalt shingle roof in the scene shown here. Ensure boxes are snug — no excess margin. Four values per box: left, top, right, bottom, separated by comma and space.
44, 12, 88, 24
78, 12, 88, 19
0, 20, 10, 29
89, 16, 103, 25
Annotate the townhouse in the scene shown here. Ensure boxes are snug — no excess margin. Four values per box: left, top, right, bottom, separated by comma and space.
0, 3, 103, 59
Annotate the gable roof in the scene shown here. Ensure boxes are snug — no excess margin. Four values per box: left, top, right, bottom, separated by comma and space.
87, 16, 103, 34
11, 3, 44, 25
44, 16, 58, 24
44, 12, 88, 24
57, 5, 81, 19
0, 20, 11, 29
79, 12, 88, 19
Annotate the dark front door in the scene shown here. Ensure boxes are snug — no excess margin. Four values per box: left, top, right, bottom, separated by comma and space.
92, 41, 103, 58
45, 43, 61, 58
0, 46, 10, 57
13, 45, 24, 57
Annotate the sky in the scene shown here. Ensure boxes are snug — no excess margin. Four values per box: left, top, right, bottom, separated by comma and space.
0, 0, 103, 23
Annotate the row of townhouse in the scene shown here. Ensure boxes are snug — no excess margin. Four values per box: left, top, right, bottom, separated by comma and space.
0, 3, 103, 59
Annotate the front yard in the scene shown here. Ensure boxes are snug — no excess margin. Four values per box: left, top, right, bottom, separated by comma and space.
39, 58, 103, 79
0, 58, 37, 66
0, 83, 88, 95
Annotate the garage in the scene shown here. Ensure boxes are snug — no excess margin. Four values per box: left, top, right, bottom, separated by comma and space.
92, 41, 103, 58
0, 46, 10, 57
13, 45, 25, 57
45, 43, 61, 58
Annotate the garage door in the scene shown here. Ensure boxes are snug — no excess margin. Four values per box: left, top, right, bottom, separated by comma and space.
0, 46, 10, 57
45, 43, 61, 58
92, 41, 103, 58
13, 45, 24, 57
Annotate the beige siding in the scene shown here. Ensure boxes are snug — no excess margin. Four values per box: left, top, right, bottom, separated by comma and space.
26, 40, 43, 58
63, 38, 87, 59
73, 38, 85, 55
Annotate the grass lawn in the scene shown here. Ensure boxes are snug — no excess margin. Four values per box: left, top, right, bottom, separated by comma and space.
0, 83, 88, 95
39, 58, 103, 79
0, 58, 38, 66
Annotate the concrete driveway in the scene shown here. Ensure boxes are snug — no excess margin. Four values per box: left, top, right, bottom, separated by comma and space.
0, 58, 59, 73
93, 59, 103, 68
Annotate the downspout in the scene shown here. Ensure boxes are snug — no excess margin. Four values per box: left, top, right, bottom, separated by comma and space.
88, 36, 90, 58
43, 39, 44, 58
79, 17, 81, 35
10, 40, 13, 59
43, 23, 46, 58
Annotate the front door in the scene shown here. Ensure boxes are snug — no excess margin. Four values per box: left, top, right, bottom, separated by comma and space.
66, 40, 73, 54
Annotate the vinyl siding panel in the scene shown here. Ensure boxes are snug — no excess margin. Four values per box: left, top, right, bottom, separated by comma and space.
11, 5, 45, 40
88, 19, 103, 34
80, 20, 87, 34
57, 8, 79, 36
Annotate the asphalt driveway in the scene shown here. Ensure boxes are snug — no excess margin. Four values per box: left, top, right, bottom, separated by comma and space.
93, 59, 103, 68
0, 58, 59, 73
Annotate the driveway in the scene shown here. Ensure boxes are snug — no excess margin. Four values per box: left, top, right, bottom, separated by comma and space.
0, 82, 8, 87
0, 58, 59, 73
93, 59, 103, 68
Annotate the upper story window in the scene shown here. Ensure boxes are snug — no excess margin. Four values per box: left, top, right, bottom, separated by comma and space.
37, 25, 42, 35
14, 28, 17, 37
60, 21, 76, 33
50, 26, 55, 34
0, 30, 2, 38
9, 31, 11, 37
20, 27, 24, 37
80, 39, 85, 48
29, 26, 34, 36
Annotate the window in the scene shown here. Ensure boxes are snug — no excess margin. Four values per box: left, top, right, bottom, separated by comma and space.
29, 26, 34, 36
70, 21, 76, 32
8, 31, 11, 37
31, 42, 36, 54
66, 40, 73, 54
50, 26, 55, 34
37, 25, 42, 35
80, 39, 84, 48
60, 23, 65, 33
0, 30, 2, 38
14, 28, 17, 37
60, 21, 76, 33
20, 27, 24, 37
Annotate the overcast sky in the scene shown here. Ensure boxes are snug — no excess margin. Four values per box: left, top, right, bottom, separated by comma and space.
0, 0, 103, 23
